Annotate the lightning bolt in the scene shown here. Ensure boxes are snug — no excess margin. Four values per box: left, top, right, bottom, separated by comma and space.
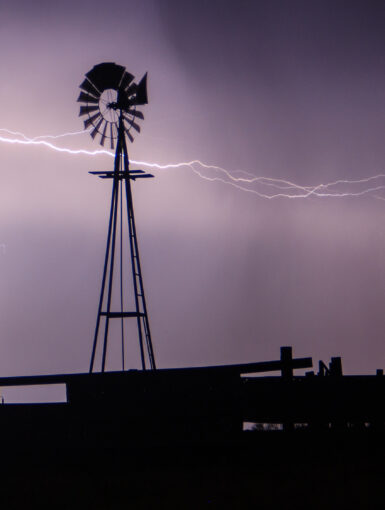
0, 128, 91, 141
1, 128, 385, 200
0, 130, 112, 157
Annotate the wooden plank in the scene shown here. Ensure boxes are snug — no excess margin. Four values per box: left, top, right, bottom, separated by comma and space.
0, 356, 313, 387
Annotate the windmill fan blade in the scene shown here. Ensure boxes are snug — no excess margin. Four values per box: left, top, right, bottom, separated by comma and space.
84, 112, 101, 129
127, 109, 144, 120
125, 129, 134, 143
117, 88, 130, 111
130, 120, 141, 133
86, 62, 125, 93
123, 116, 141, 133
133, 72, 148, 105
77, 91, 99, 104
110, 124, 115, 150
91, 118, 104, 139
100, 121, 108, 146
120, 71, 134, 91
79, 105, 99, 117
80, 79, 100, 98
125, 82, 137, 97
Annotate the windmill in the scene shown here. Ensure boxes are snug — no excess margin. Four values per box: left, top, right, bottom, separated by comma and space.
78, 62, 156, 373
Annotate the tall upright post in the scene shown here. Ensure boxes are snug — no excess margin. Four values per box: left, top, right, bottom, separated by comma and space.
89, 115, 156, 373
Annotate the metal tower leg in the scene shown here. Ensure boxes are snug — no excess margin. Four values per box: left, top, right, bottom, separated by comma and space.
89, 174, 119, 373
101, 176, 120, 372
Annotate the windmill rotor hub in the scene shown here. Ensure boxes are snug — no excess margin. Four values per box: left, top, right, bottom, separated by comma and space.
99, 89, 119, 123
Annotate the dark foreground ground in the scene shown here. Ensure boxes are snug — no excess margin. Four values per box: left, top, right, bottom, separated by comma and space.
0, 429, 384, 509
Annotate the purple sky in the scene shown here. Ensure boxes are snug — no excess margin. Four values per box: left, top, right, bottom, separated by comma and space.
1, 0, 385, 383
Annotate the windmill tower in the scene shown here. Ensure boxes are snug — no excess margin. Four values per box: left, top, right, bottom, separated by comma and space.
77, 62, 156, 373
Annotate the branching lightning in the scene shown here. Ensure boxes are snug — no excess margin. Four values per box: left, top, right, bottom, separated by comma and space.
1, 128, 385, 200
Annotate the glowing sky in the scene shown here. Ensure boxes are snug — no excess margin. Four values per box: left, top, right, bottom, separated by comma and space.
1, 0, 385, 378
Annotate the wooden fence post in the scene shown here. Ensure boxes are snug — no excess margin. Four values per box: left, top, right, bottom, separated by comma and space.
281, 346, 293, 381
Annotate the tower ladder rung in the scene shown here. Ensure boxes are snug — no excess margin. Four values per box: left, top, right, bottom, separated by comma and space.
100, 311, 145, 318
